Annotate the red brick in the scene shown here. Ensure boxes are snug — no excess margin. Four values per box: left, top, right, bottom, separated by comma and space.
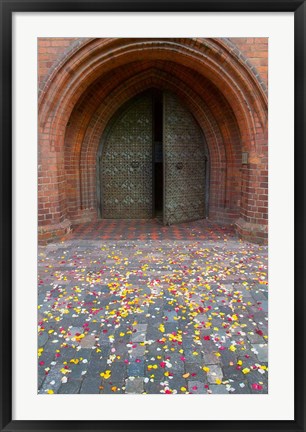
38, 37, 268, 244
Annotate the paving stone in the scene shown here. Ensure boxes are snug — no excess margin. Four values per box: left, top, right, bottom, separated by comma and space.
86, 323, 102, 333
64, 327, 84, 346
194, 314, 209, 323
86, 357, 108, 378
147, 326, 162, 340
38, 332, 49, 347
100, 382, 125, 394
129, 343, 146, 358
110, 342, 128, 358
247, 331, 265, 344
251, 344, 268, 362
182, 337, 197, 350
202, 351, 221, 365
84, 294, 96, 302
229, 381, 251, 394
187, 380, 207, 394
128, 359, 145, 377
80, 377, 101, 394
43, 340, 60, 355
184, 348, 202, 363
99, 332, 111, 345
58, 379, 81, 394
133, 324, 148, 333
135, 309, 150, 323
38, 370, 46, 389
166, 354, 185, 372
80, 334, 97, 348
222, 366, 244, 381
110, 362, 127, 382
207, 365, 223, 384
201, 340, 217, 355
131, 331, 146, 343
209, 385, 229, 394
125, 377, 144, 394
144, 380, 163, 394
260, 300, 268, 313
39, 365, 63, 394
184, 363, 208, 382
77, 348, 93, 361
144, 364, 165, 380
244, 371, 268, 391
164, 322, 179, 333
253, 312, 268, 322
259, 323, 269, 336
251, 290, 267, 301
69, 363, 88, 379
164, 310, 177, 322
250, 380, 268, 394
165, 376, 186, 392
38, 350, 57, 368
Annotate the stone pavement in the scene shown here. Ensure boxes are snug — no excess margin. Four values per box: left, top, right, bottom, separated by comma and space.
38, 231, 268, 395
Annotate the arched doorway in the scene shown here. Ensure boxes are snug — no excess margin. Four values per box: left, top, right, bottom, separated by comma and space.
97, 90, 209, 225
38, 38, 268, 244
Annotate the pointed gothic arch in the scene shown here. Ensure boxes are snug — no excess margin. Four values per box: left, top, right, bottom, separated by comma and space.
38, 38, 268, 244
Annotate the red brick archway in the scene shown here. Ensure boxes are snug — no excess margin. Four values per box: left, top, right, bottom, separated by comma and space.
38, 38, 268, 244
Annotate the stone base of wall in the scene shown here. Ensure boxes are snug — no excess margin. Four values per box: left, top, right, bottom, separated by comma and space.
68, 208, 97, 225
235, 218, 268, 245
210, 208, 240, 225
38, 216, 268, 245
38, 219, 72, 245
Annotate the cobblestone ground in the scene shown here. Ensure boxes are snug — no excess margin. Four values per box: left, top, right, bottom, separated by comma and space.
38, 234, 268, 395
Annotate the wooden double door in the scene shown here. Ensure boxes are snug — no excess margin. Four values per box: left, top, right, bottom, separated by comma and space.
98, 90, 208, 225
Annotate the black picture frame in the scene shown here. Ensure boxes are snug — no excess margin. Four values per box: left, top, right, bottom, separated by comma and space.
0, 0, 305, 431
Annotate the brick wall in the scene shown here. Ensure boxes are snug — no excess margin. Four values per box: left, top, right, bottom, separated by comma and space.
38, 38, 268, 244
38, 38, 79, 92
229, 37, 268, 87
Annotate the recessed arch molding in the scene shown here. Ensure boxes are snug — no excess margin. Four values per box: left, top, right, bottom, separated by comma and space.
38, 37, 268, 244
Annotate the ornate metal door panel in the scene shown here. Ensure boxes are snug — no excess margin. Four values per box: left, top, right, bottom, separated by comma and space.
163, 92, 206, 225
100, 96, 153, 218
